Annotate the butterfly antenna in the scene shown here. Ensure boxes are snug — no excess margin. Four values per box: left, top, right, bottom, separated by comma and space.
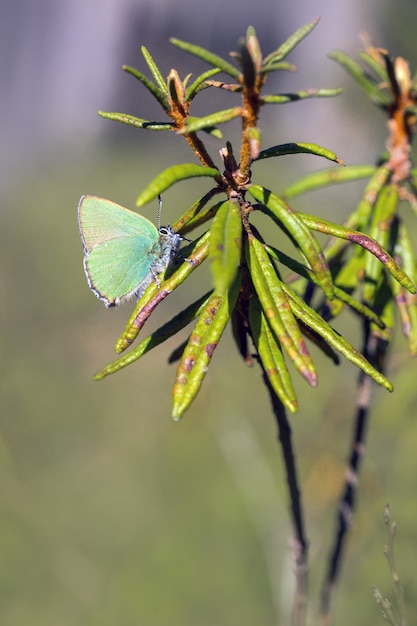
157, 194, 162, 229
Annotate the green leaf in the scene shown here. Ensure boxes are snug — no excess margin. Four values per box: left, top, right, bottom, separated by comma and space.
299, 210, 415, 294
185, 116, 223, 138
246, 235, 317, 386
98, 110, 174, 130
320, 165, 391, 261
167, 71, 184, 107
248, 184, 334, 299
262, 17, 320, 65
364, 184, 399, 303
354, 166, 392, 229
260, 61, 297, 74
172, 190, 224, 233
390, 223, 417, 353
239, 33, 258, 88
172, 272, 242, 419
357, 51, 388, 81
181, 108, 242, 134
175, 202, 224, 236
136, 164, 220, 207
397, 222, 417, 287
231, 307, 252, 365
265, 244, 385, 328
255, 142, 344, 164
281, 164, 376, 200
209, 199, 242, 294
94, 292, 212, 379
122, 65, 169, 109
170, 38, 241, 79
249, 297, 298, 412
281, 283, 393, 391
115, 231, 211, 352
245, 26, 262, 73
329, 50, 390, 107
396, 222, 417, 356
141, 46, 168, 94
185, 68, 222, 101
263, 88, 342, 104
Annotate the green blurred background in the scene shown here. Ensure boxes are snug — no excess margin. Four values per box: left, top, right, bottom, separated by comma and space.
2, 1, 417, 624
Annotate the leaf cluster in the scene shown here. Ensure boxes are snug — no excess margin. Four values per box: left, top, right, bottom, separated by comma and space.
92, 22, 417, 419
283, 42, 417, 356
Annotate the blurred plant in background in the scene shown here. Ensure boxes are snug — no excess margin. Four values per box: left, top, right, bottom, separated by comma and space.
281, 41, 417, 623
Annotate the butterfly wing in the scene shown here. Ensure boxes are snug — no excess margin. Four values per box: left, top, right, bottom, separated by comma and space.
78, 196, 160, 306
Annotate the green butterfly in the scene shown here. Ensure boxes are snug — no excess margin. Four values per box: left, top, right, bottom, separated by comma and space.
78, 195, 181, 307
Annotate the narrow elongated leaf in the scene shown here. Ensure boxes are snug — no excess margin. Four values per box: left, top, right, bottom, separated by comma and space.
122, 65, 169, 109
115, 231, 211, 352
185, 117, 223, 138
397, 222, 417, 286
249, 184, 334, 299
231, 307, 252, 365
329, 50, 390, 107
364, 184, 399, 303
354, 165, 392, 229
247, 235, 317, 386
263, 88, 342, 104
299, 211, 415, 293
94, 291, 212, 379
245, 26, 262, 71
249, 297, 298, 412
170, 38, 241, 79
167, 70, 185, 106
239, 37, 256, 88
392, 278, 417, 354
141, 46, 168, 94
98, 111, 174, 130
281, 165, 376, 200
265, 244, 384, 328
181, 108, 242, 134
372, 294, 395, 344
172, 272, 242, 419
136, 164, 220, 207
262, 17, 320, 65
255, 142, 343, 164
172, 190, 224, 233
281, 284, 393, 391
357, 51, 388, 81
209, 200, 242, 294
321, 165, 391, 261
185, 68, 222, 101
260, 61, 297, 74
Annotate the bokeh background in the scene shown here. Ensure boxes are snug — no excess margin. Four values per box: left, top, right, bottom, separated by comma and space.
2, 0, 417, 624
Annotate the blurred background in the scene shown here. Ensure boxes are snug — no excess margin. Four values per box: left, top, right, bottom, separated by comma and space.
2, 0, 417, 624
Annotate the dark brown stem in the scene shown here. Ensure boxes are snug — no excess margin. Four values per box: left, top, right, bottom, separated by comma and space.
320, 325, 388, 624
184, 131, 219, 171
260, 358, 308, 626
237, 75, 265, 184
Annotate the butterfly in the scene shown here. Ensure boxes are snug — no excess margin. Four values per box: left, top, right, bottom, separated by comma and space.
78, 195, 182, 307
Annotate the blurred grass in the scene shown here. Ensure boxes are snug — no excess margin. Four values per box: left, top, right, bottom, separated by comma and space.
1, 137, 416, 625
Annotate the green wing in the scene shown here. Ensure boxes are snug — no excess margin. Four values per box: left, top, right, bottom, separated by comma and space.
78, 195, 157, 251
78, 196, 160, 306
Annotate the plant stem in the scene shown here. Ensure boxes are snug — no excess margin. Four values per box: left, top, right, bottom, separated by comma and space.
261, 360, 308, 626
384, 504, 408, 626
320, 326, 387, 623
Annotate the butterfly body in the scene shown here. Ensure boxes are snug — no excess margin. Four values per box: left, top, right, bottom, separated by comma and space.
78, 195, 181, 307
